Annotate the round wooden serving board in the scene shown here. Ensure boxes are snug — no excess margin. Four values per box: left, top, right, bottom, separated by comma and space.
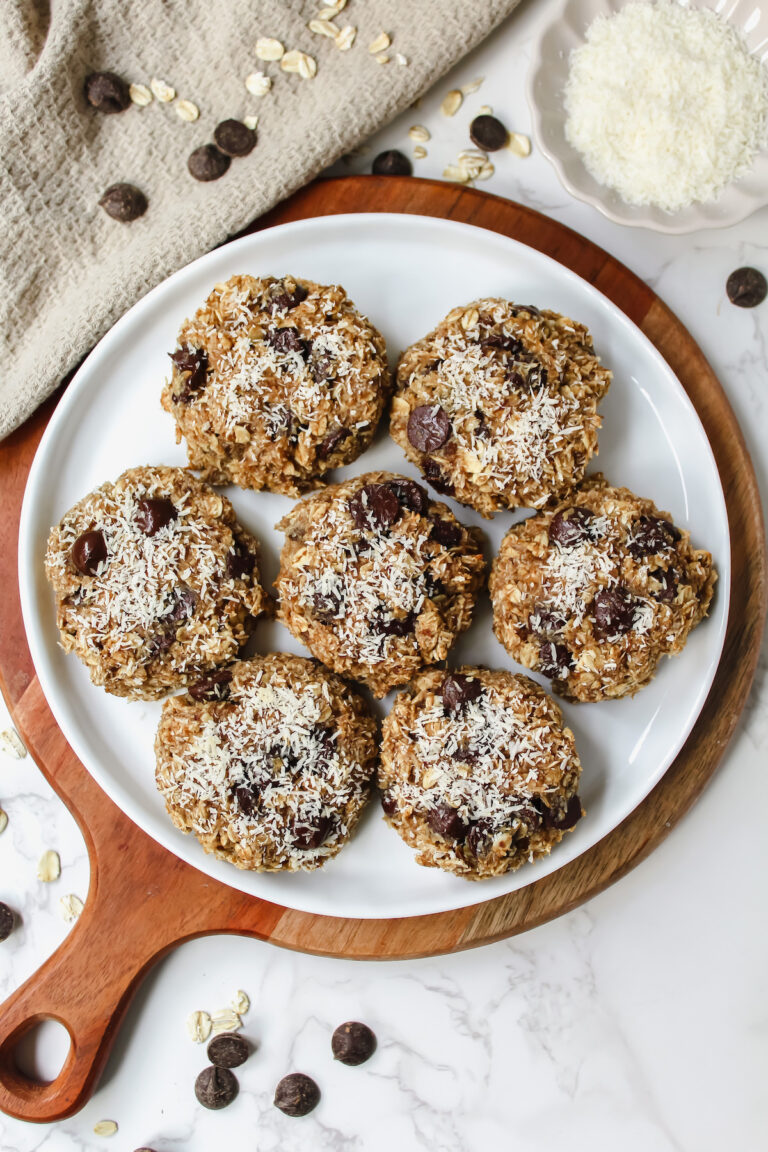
0, 178, 765, 1124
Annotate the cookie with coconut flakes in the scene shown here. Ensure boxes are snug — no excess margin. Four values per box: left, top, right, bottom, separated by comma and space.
379, 666, 583, 880
44, 465, 267, 700
390, 299, 611, 517
162, 274, 391, 496
490, 475, 716, 702
275, 471, 486, 698
155, 653, 377, 871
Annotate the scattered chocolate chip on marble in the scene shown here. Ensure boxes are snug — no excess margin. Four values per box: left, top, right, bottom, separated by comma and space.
469, 113, 509, 152
407, 404, 451, 452
726, 267, 767, 308
84, 71, 131, 113
0, 902, 15, 942
136, 497, 177, 536
71, 529, 107, 576
372, 149, 412, 176
194, 1065, 239, 1110
99, 183, 148, 222
188, 144, 231, 182
442, 672, 482, 712
274, 1072, 321, 1117
207, 1033, 250, 1069
332, 1021, 377, 1066
189, 669, 232, 702
213, 119, 257, 157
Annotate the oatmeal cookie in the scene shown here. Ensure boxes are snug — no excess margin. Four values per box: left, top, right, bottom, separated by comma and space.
162, 274, 390, 495
379, 667, 583, 879
490, 475, 717, 702
390, 299, 611, 517
44, 465, 266, 700
276, 471, 486, 697
155, 653, 377, 871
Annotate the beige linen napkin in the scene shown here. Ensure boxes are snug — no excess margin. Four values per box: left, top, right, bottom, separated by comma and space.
0, 0, 520, 440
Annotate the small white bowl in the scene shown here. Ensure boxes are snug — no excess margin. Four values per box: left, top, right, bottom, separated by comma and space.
527, 0, 768, 232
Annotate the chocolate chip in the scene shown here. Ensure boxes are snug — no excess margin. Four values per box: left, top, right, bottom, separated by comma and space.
213, 118, 256, 157
195, 1065, 238, 1110
332, 1022, 377, 1066
407, 405, 451, 452
163, 586, 197, 623
427, 803, 467, 841
72, 529, 107, 576
442, 673, 483, 712
271, 282, 309, 311
430, 517, 462, 548
553, 794, 582, 830
266, 326, 309, 357
627, 516, 681, 558
548, 507, 595, 548
274, 1073, 320, 1117
371, 611, 416, 637
511, 304, 541, 318
650, 568, 678, 602
292, 815, 332, 850
189, 669, 232, 702
469, 113, 509, 151
726, 266, 767, 308
386, 478, 429, 514
207, 1034, 250, 1069
318, 426, 350, 458
480, 332, 523, 355
311, 352, 335, 382
136, 497, 177, 536
0, 902, 15, 942
425, 573, 445, 599
381, 792, 397, 816
529, 606, 567, 635
99, 183, 147, 222
506, 369, 527, 390
592, 586, 638, 638
311, 587, 344, 623
530, 797, 554, 829
169, 345, 208, 403
465, 819, 494, 859
188, 144, 231, 182
539, 639, 573, 679
84, 71, 130, 113
233, 782, 259, 816
423, 458, 455, 496
227, 543, 256, 581
348, 483, 401, 531
372, 149, 412, 176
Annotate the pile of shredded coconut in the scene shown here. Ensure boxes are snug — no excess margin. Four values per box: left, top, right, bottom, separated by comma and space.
563, 0, 768, 211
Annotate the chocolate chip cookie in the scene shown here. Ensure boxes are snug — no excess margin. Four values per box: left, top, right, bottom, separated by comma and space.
155, 653, 377, 871
162, 274, 390, 495
390, 299, 611, 517
44, 465, 266, 699
379, 667, 583, 879
490, 475, 717, 702
275, 471, 486, 697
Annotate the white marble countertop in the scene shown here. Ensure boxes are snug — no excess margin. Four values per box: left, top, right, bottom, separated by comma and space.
1, 1, 767, 1148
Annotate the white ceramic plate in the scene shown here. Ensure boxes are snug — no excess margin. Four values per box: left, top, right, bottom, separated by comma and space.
19, 213, 730, 919
527, 0, 768, 233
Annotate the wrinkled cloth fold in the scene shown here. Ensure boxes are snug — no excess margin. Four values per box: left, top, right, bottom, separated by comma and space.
0, 0, 520, 439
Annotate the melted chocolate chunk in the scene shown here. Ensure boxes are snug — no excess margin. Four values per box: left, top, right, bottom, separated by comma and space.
266, 326, 309, 357
332, 1022, 377, 1066
548, 507, 595, 548
427, 803, 467, 841
348, 483, 401, 531
270, 282, 309, 312
553, 794, 582, 830
386, 478, 429, 514
163, 586, 197, 624
311, 352, 335, 382
529, 606, 567, 635
627, 516, 681, 558
511, 304, 541, 318
169, 345, 208, 403
311, 588, 344, 624
592, 586, 638, 638
442, 672, 482, 713
506, 369, 527, 390
274, 1073, 320, 1117
292, 815, 332, 850
381, 791, 397, 816
136, 497, 177, 537
423, 458, 455, 496
233, 781, 260, 816
189, 669, 232, 702
370, 610, 416, 637
407, 405, 452, 452
649, 567, 678, 602
539, 639, 573, 679
465, 818, 494, 859
429, 516, 462, 548
84, 71, 130, 113
72, 529, 107, 576
318, 426, 349, 458
480, 332, 523, 356
227, 543, 256, 581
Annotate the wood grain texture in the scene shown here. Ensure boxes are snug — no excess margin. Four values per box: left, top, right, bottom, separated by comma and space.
0, 177, 764, 1124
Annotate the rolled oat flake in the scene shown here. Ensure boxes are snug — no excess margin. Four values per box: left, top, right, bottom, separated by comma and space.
188, 144, 231, 182
213, 119, 256, 158
726, 267, 767, 308
99, 183, 148, 223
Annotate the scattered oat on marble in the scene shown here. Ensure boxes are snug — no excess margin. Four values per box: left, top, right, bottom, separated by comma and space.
409, 125, 431, 142
413, 145, 427, 159
368, 32, 391, 54
476, 161, 495, 180
255, 37, 285, 61
37, 849, 60, 883
0, 809, 7, 835
60, 894, 84, 922
441, 89, 463, 117
335, 25, 357, 51
309, 18, 339, 37
175, 99, 199, 122
243, 115, 259, 130
443, 163, 469, 184
187, 1010, 213, 1042
129, 83, 153, 107
461, 77, 484, 95
508, 132, 532, 157
211, 1008, 242, 1035
0, 729, 26, 759
93, 1120, 118, 1138
232, 990, 250, 1015
478, 104, 493, 115
150, 77, 176, 103
245, 71, 272, 96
